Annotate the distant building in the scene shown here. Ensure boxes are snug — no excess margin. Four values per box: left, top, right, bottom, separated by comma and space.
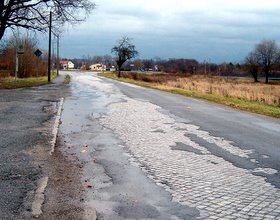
110, 66, 116, 71
89, 63, 106, 71
67, 61, 75, 69
60, 59, 75, 69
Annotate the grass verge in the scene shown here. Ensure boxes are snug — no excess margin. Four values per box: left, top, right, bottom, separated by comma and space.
99, 72, 280, 119
0, 73, 57, 89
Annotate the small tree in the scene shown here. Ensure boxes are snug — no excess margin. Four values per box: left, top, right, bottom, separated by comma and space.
245, 52, 259, 82
253, 40, 280, 83
111, 37, 138, 77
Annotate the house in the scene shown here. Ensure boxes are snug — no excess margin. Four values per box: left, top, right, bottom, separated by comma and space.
67, 61, 75, 69
59, 59, 75, 69
89, 63, 106, 71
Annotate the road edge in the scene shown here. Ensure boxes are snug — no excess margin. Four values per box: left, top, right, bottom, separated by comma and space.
31, 176, 49, 218
50, 97, 64, 155
31, 97, 64, 218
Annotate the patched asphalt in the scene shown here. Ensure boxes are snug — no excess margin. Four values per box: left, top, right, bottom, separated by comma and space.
0, 75, 70, 219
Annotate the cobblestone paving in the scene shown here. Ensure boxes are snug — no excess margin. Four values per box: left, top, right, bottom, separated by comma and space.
100, 98, 280, 219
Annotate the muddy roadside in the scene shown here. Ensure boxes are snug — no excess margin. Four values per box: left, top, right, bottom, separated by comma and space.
32, 137, 90, 220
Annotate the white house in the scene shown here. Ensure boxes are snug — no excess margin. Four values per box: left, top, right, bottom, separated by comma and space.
67, 61, 75, 69
89, 63, 106, 71
110, 66, 116, 71
60, 60, 75, 69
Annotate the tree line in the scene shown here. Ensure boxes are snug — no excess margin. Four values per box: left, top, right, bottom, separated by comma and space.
1, 32, 280, 84
1, 1, 280, 84
110, 37, 280, 84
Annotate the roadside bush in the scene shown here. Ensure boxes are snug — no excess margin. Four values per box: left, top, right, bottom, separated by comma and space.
0, 32, 47, 78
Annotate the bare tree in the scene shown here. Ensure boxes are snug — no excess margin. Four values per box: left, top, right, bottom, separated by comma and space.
103, 55, 114, 68
111, 37, 138, 77
0, 0, 95, 40
92, 55, 104, 64
158, 58, 198, 74
253, 40, 280, 83
245, 52, 259, 82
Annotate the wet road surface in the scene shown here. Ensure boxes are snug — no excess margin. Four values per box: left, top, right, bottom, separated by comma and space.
60, 71, 280, 219
59, 72, 200, 219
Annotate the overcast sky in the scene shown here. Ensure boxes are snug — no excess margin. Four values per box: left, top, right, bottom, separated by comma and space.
57, 0, 280, 63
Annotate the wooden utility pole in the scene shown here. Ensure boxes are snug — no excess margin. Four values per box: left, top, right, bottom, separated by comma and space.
57, 34, 59, 76
48, 11, 52, 82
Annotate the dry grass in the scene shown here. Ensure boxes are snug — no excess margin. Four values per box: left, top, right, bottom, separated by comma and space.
167, 76, 280, 106
119, 72, 280, 106
100, 72, 280, 118
0, 72, 57, 89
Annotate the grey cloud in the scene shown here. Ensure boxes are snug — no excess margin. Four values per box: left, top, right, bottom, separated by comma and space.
59, 0, 280, 63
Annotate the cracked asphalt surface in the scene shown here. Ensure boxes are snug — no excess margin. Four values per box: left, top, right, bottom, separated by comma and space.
58, 72, 200, 219
0, 75, 70, 219
59, 71, 280, 219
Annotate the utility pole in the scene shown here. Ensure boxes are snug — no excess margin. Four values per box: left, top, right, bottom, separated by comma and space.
57, 34, 59, 76
15, 44, 24, 79
208, 59, 211, 74
47, 11, 52, 82
15, 52, 18, 79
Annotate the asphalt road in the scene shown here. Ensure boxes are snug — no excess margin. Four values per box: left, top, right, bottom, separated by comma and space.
59, 71, 280, 219
107, 77, 280, 187
58, 72, 200, 219
1, 71, 279, 219
0, 76, 70, 219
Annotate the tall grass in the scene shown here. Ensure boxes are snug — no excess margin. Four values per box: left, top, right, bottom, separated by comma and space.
166, 76, 280, 106
118, 72, 280, 106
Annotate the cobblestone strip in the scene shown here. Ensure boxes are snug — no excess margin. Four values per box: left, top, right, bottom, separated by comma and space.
100, 98, 280, 219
